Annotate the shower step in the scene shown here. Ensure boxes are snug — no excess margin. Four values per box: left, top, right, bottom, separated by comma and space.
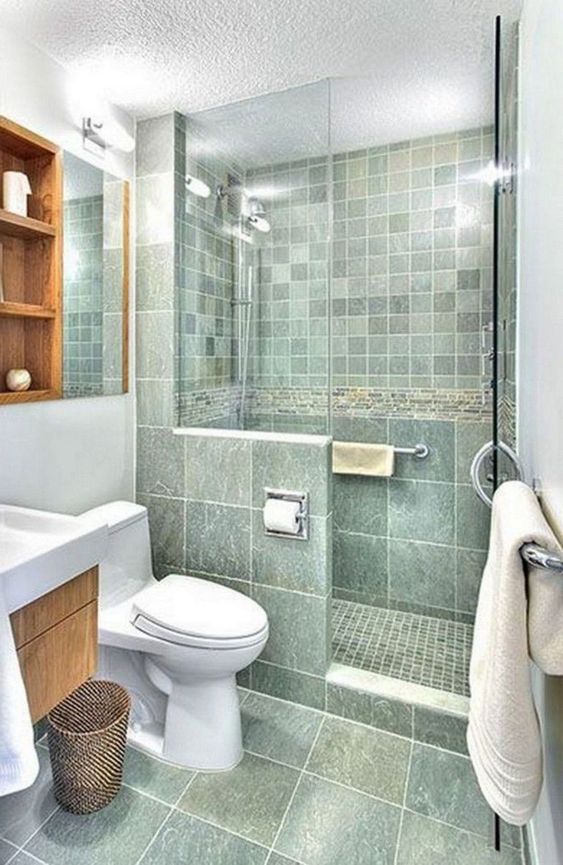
326, 662, 469, 756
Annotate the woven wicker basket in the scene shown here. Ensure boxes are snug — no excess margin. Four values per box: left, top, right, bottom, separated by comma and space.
47, 679, 131, 815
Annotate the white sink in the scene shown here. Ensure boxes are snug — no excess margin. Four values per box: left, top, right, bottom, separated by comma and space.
0, 505, 108, 614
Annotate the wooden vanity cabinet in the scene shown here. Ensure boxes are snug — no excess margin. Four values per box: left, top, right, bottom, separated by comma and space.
9, 567, 98, 722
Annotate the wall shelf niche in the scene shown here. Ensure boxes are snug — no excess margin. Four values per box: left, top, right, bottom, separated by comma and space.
0, 117, 62, 404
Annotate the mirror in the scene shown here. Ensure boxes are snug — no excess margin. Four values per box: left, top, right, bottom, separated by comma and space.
62, 152, 129, 397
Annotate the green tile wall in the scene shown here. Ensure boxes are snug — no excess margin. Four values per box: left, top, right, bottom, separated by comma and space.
333, 416, 491, 621
136, 113, 177, 427
176, 115, 243, 426
135, 427, 333, 708
242, 126, 493, 431
102, 175, 125, 395
244, 158, 330, 395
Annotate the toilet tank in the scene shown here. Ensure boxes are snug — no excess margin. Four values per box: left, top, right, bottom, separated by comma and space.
80, 501, 154, 609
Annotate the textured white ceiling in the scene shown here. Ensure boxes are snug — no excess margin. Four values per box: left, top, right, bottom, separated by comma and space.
0, 0, 521, 156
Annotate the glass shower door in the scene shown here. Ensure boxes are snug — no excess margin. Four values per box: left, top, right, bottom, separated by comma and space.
493, 16, 520, 485
472, 15, 521, 507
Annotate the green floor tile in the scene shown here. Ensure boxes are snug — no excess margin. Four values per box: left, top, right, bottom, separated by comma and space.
0, 840, 17, 865
267, 854, 300, 865
396, 811, 523, 865
6, 854, 42, 865
140, 811, 267, 865
274, 774, 401, 865
307, 716, 410, 804
242, 692, 323, 768
406, 744, 520, 848
26, 786, 169, 865
0, 749, 57, 847
178, 753, 300, 846
122, 746, 194, 804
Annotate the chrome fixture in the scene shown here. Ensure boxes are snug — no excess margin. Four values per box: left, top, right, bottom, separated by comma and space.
520, 543, 563, 573
394, 443, 429, 460
470, 440, 523, 507
470, 443, 563, 573
217, 177, 244, 218
247, 198, 271, 233
263, 488, 309, 541
82, 117, 135, 156
185, 174, 211, 199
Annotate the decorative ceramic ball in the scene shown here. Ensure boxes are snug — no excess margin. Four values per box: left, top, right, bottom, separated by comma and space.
6, 368, 32, 392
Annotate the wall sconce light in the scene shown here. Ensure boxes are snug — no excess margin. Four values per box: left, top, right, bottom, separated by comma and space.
186, 174, 211, 199
82, 117, 135, 157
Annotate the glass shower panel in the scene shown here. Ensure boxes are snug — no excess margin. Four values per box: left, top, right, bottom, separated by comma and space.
329, 74, 495, 673
494, 20, 520, 478
176, 81, 331, 432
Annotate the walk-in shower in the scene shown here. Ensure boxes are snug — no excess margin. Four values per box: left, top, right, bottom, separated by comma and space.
173, 29, 517, 711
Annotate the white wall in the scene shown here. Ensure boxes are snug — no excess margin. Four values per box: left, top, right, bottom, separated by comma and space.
518, 0, 563, 861
0, 29, 135, 515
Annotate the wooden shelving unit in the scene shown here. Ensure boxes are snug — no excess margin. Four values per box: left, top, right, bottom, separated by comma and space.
0, 209, 57, 240
0, 301, 56, 319
0, 117, 62, 404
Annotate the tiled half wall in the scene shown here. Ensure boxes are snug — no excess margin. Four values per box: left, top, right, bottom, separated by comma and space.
137, 428, 333, 709
332, 415, 491, 622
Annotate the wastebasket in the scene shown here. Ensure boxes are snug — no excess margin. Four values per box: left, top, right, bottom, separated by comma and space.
47, 679, 131, 814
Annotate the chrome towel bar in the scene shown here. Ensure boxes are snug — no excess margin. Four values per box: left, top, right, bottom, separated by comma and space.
520, 543, 563, 573
394, 443, 429, 459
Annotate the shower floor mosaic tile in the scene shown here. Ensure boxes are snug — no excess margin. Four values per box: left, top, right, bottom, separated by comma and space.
0, 691, 522, 865
332, 598, 474, 696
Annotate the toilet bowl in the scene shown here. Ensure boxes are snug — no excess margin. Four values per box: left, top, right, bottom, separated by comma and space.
81, 501, 268, 771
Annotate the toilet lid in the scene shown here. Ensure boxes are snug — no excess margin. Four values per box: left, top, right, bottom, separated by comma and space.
129, 574, 268, 643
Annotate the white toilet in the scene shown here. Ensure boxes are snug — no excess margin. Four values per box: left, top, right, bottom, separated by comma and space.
80, 501, 269, 771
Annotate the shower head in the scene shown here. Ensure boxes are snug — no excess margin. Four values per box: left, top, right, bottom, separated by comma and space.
186, 173, 211, 198
247, 198, 271, 233
248, 214, 271, 233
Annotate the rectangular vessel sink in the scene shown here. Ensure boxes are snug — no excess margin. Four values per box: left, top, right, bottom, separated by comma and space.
0, 504, 108, 614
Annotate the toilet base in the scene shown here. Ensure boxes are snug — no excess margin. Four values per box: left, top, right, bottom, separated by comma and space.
127, 672, 244, 772
164, 673, 243, 771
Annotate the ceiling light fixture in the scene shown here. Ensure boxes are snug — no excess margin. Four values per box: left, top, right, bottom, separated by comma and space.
82, 117, 135, 156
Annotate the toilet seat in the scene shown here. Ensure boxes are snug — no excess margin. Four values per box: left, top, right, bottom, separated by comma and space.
129, 574, 269, 650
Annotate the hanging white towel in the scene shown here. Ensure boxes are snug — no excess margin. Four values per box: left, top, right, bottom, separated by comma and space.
468, 480, 563, 826
0, 587, 39, 796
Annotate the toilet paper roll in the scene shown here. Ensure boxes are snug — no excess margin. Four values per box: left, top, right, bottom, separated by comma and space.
2, 171, 32, 216
263, 498, 301, 535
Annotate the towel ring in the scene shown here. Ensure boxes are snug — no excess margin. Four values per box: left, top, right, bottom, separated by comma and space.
470, 440, 524, 508
470, 444, 563, 572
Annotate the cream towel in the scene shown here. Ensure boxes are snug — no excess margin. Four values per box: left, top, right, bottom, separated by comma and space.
332, 442, 395, 477
0, 588, 39, 796
468, 480, 563, 826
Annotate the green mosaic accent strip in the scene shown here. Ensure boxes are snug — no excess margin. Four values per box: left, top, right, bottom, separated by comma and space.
242, 385, 492, 423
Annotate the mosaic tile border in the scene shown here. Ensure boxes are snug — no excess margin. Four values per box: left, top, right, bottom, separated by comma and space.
179, 385, 493, 427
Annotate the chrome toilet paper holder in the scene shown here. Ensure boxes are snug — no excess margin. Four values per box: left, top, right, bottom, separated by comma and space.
264, 488, 309, 541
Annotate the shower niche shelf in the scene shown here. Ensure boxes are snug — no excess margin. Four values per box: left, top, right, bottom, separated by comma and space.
0, 116, 62, 404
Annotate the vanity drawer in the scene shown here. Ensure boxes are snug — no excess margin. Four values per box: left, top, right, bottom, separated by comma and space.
16, 600, 98, 723
9, 567, 99, 723
10, 567, 98, 649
